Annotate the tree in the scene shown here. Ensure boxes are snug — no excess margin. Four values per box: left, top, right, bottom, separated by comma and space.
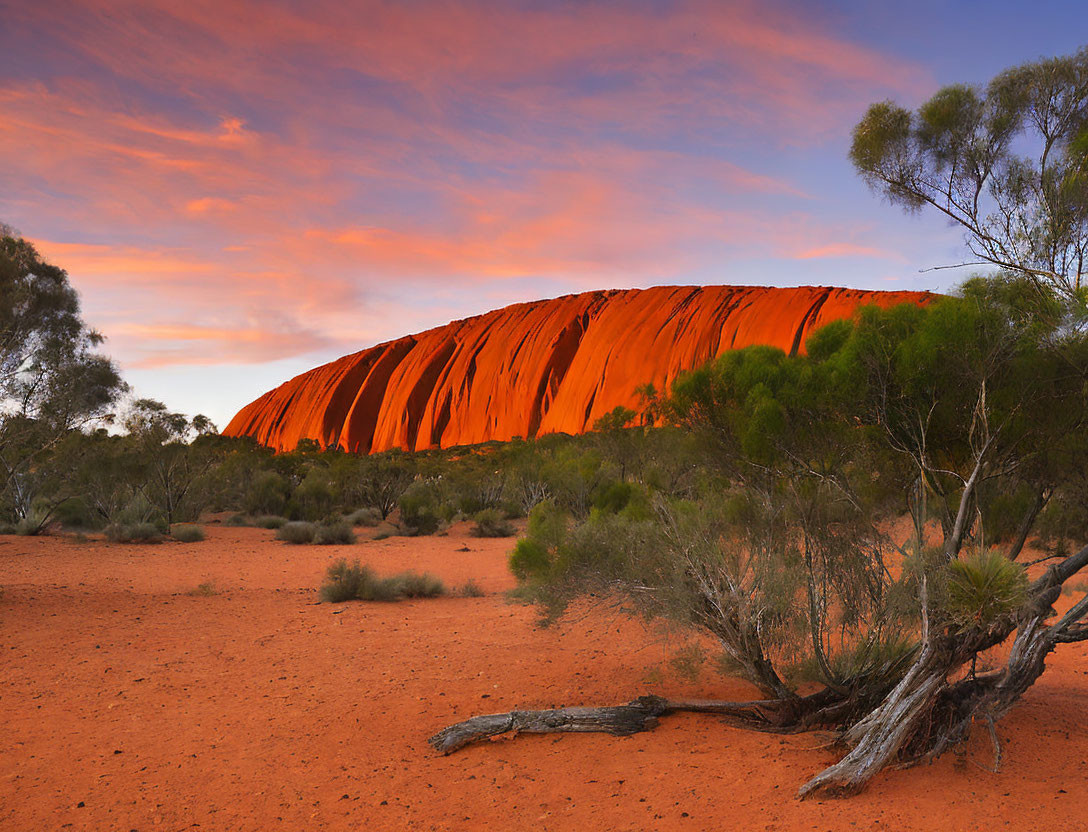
122, 398, 217, 524
850, 48, 1088, 301
431, 275, 1088, 798
0, 228, 126, 529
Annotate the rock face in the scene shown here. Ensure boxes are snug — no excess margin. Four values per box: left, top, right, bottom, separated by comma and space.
224, 285, 933, 453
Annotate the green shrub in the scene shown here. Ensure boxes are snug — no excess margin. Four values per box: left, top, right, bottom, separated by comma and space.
457, 579, 486, 597
245, 470, 289, 516
346, 507, 382, 527
944, 550, 1028, 631
509, 538, 550, 580
225, 513, 250, 527
319, 560, 444, 602
171, 524, 205, 542
255, 515, 287, 529
53, 497, 98, 530
0, 522, 17, 535
320, 560, 393, 602
391, 571, 446, 598
471, 508, 515, 538
276, 521, 316, 544
315, 521, 356, 545
15, 517, 46, 536
398, 480, 442, 535
105, 522, 163, 543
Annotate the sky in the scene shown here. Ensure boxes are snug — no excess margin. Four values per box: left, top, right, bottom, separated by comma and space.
1, 0, 1085, 428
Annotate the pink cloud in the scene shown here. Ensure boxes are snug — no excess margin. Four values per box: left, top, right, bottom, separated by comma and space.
793, 243, 906, 261
2, 0, 934, 374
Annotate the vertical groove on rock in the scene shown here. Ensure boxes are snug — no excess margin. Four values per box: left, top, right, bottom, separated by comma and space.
224, 285, 934, 453
789, 288, 831, 357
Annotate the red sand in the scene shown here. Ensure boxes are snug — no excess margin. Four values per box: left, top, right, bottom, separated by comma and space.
2, 523, 1085, 831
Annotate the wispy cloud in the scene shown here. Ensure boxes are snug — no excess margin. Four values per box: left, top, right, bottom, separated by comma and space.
1, 0, 933, 383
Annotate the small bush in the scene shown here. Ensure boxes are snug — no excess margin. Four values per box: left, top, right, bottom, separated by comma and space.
276, 521, 316, 544
390, 571, 446, 598
457, 579, 485, 597
171, 524, 205, 543
322, 560, 385, 602
398, 481, 442, 535
225, 513, 250, 527
105, 522, 163, 543
188, 581, 217, 597
15, 517, 46, 536
255, 515, 287, 529
346, 507, 382, 527
944, 550, 1028, 631
0, 522, 17, 535
319, 559, 446, 602
471, 508, 515, 538
509, 538, 550, 580
315, 521, 356, 545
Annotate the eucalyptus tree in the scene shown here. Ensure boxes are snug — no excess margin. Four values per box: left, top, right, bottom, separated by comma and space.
0, 228, 125, 528
851, 47, 1088, 301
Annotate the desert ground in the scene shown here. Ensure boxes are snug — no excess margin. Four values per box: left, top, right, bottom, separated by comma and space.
2, 522, 1086, 831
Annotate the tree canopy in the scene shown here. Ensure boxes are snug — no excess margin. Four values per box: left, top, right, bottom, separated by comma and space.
850, 48, 1088, 301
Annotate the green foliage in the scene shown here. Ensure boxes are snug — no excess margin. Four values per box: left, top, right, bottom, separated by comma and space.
392, 571, 446, 598
320, 560, 392, 602
171, 524, 205, 542
254, 515, 287, 529
943, 550, 1028, 631
291, 467, 335, 521
245, 471, 290, 516
319, 559, 446, 602
456, 579, 485, 598
471, 508, 515, 537
105, 522, 163, 543
314, 521, 356, 545
398, 480, 442, 535
346, 507, 382, 527
276, 521, 316, 544
851, 48, 1088, 300
225, 513, 250, 527
509, 539, 551, 581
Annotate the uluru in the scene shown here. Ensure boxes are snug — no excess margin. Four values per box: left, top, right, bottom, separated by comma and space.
224, 284, 933, 454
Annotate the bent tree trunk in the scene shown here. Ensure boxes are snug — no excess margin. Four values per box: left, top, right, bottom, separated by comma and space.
430, 544, 1088, 799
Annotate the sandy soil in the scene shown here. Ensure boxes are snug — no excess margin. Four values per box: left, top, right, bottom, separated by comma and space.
2, 522, 1085, 831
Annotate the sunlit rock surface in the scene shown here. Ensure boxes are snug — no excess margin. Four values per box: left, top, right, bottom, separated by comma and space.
224, 285, 933, 453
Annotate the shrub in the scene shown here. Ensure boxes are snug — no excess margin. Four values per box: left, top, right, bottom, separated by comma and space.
171, 524, 205, 542
53, 497, 98, 530
509, 539, 550, 580
105, 522, 163, 543
457, 578, 485, 598
255, 515, 287, 529
188, 581, 217, 597
944, 550, 1028, 631
320, 560, 391, 602
276, 521, 316, 544
0, 522, 16, 534
346, 507, 382, 527
471, 508, 515, 538
319, 560, 447, 602
398, 481, 442, 535
391, 571, 446, 598
225, 513, 250, 527
315, 521, 356, 545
